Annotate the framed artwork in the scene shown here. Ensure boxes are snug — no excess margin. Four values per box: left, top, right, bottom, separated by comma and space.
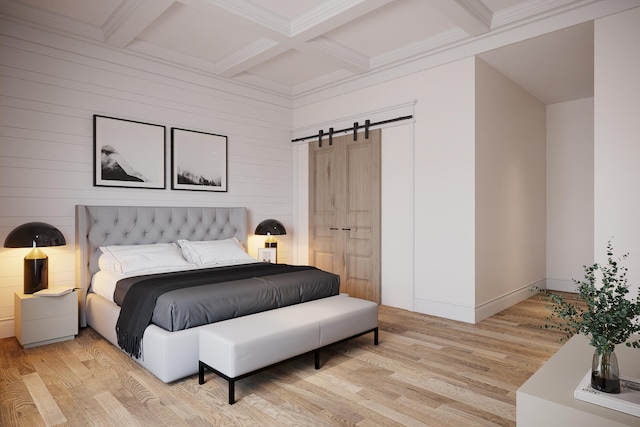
171, 128, 228, 192
93, 115, 166, 189
258, 248, 277, 264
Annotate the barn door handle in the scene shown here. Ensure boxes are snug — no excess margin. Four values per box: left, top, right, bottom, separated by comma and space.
330, 227, 339, 230
342, 228, 351, 231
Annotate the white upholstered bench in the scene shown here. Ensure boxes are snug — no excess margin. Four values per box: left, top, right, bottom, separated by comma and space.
198, 295, 379, 404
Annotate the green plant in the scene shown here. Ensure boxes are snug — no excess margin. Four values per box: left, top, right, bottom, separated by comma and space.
541, 241, 640, 355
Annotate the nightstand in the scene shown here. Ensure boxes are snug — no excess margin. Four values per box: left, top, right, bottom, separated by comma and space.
14, 289, 78, 348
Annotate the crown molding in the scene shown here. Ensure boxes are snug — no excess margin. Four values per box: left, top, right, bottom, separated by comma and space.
0, 0, 104, 41
102, 0, 140, 45
232, 73, 293, 97
371, 28, 468, 70
103, 0, 173, 48
127, 39, 219, 75
292, 69, 354, 96
492, 0, 585, 27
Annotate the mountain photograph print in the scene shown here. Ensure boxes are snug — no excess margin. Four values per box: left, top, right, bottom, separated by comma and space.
93, 115, 166, 189
171, 128, 227, 192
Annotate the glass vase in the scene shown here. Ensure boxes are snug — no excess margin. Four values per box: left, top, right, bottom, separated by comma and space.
591, 348, 620, 393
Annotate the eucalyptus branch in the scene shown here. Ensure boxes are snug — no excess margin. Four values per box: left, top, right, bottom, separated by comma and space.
540, 242, 640, 355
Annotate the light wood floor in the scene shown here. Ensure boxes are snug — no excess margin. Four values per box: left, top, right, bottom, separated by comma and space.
0, 295, 567, 426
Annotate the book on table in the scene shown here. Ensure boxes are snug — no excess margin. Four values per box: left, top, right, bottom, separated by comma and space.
574, 370, 640, 417
33, 287, 74, 297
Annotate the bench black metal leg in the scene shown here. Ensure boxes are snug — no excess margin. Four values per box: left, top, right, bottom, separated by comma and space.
229, 380, 235, 405
314, 350, 320, 369
199, 361, 205, 384
374, 327, 379, 345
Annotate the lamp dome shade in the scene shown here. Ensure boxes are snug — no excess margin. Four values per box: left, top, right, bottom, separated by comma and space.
4, 222, 66, 248
254, 219, 286, 236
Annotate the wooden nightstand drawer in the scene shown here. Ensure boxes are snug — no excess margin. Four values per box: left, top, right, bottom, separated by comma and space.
14, 290, 78, 348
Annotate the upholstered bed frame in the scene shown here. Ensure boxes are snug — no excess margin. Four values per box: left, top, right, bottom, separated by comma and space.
75, 205, 249, 382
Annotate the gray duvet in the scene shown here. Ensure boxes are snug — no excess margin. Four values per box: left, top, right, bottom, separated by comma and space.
148, 267, 341, 331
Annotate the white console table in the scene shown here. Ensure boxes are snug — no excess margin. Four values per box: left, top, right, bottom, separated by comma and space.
517, 334, 640, 426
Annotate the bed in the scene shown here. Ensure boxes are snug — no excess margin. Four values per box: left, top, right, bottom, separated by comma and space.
75, 205, 339, 383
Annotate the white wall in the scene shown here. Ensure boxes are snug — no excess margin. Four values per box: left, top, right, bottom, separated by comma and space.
474, 58, 547, 321
546, 98, 594, 291
380, 123, 415, 310
594, 7, 640, 296
413, 59, 476, 322
0, 19, 293, 338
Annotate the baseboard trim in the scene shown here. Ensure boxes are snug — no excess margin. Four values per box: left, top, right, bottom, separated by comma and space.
546, 278, 576, 292
413, 298, 476, 324
0, 318, 15, 339
413, 279, 546, 324
475, 279, 546, 322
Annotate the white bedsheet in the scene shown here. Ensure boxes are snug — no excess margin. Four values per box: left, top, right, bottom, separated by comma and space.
91, 259, 260, 303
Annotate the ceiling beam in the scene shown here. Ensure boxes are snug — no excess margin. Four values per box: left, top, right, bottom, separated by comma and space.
181, 0, 289, 37
291, 0, 394, 38
216, 38, 288, 78
103, 0, 175, 48
208, 0, 391, 78
428, 0, 492, 36
300, 37, 370, 74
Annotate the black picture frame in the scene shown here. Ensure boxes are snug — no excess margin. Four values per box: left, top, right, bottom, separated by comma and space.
93, 115, 166, 189
171, 128, 228, 192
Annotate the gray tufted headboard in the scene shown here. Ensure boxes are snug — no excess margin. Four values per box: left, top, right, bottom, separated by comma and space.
75, 205, 248, 326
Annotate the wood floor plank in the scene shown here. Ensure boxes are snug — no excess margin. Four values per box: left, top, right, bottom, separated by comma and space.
127, 369, 203, 425
22, 372, 66, 426
93, 390, 142, 427
0, 295, 565, 426
0, 365, 38, 424
357, 398, 432, 427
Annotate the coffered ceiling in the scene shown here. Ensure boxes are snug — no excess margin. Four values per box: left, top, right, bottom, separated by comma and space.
0, 0, 626, 103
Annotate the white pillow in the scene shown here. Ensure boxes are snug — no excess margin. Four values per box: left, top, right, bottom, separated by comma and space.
177, 238, 254, 265
98, 243, 192, 274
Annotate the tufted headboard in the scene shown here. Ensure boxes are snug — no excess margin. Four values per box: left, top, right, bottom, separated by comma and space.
75, 205, 248, 326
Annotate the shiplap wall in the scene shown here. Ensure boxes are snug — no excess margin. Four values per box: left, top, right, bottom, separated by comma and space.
0, 19, 294, 337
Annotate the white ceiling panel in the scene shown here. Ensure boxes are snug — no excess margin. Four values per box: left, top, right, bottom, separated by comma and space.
248, 49, 343, 86
478, 21, 594, 104
324, 0, 453, 58
251, 0, 325, 20
137, 2, 258, 63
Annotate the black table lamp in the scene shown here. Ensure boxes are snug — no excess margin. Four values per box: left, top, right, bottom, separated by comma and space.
254, 219, 286, 248
4, 222, 66, 294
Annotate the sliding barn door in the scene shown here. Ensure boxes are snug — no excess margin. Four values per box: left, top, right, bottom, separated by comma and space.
309, 129, 381, 303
